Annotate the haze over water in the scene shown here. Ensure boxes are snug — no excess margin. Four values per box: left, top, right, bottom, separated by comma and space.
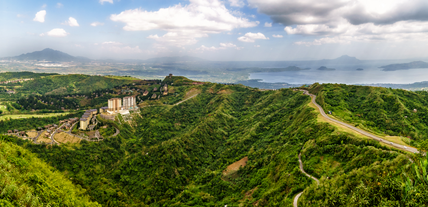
250, 68, 428, 85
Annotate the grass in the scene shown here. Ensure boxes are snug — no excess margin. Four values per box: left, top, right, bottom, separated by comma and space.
0, 112, 71, 121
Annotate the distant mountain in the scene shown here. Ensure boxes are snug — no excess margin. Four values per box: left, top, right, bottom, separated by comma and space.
319, 55, 362, 64
380, 61, 428, 71
145, 56, 207, 63
7, 48, 90, 62
317, 66, 336, 71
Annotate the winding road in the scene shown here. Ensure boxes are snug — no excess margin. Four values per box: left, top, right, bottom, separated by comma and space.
293, 152, 319, 207
293, 90, 419, 206
303, 90, 418, 154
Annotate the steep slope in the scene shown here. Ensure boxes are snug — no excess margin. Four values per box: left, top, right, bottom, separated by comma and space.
0, 135, 100, 206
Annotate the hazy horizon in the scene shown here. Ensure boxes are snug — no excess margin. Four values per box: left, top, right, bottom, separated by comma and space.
2, 0, 428, 61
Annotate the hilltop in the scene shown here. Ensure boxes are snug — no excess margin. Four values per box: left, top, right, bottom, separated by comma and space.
380, 61, 428, 71
6, 48, 90, 62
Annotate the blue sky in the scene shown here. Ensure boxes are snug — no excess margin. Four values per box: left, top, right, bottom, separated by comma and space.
1, 0, 428, 61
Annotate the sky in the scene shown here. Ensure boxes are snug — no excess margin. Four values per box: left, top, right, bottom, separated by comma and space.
1, 0, 428, 61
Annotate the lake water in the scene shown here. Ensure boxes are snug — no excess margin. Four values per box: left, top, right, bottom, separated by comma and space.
249, 68, 428, 84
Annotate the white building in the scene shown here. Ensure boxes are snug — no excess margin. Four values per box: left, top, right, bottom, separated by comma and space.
123, 96, 137, 110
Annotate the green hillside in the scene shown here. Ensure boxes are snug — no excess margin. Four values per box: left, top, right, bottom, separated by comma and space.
3, 82, 424, 206
308, 83, 428, 148
0, 72, 56, 82
0, 135, 100, 206
1, 73, 139, 100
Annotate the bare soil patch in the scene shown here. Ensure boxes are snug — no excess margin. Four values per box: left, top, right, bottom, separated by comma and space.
184, 88, 201, 99
217, 89, 233, 95
26, 131, 38, 138
37, 131, 53, 144
223, 156, 248, 176
54, 132, 81, 144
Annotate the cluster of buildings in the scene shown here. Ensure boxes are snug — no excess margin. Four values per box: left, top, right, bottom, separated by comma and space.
80, 109, 98, 130
7, 129, 27, 137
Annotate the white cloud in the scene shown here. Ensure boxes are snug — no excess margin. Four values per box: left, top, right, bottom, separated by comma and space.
264, 22, 272, 27
17, 14, 24, 18
98, 41, 142, 53
44, 28, 69, 37
99, 0, 113, 4
62, 17, 79, 27
238, 32, 269, 42
90, 22, 104, 27
228, 0, 245, 7
111, 0, 258, 46
254, 45, 260, 47
102, 41, 123, 46
249, 0, 428, 45
272, 34, 283, 38
196, 42, 243, 52
33, 10, 46, 23
41, 4, 47, 9
56, 3, 63, 8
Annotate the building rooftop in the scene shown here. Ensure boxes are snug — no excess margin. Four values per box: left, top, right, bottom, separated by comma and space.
101, 106, 108, 109
80, 118, 87, 121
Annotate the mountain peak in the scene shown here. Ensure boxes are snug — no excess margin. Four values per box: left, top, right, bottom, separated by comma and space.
11, 48, 90, 62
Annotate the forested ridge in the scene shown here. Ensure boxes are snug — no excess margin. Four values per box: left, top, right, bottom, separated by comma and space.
308, 83, 428, 149
2, 80, 428, 206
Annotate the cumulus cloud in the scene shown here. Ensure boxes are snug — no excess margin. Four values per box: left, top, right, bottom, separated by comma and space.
111, 0, 258, 46
228, 0, 245, 7
100, 0, 113, 4
33, 10, 46, 23
272, 34, 283, 38
238, 32, 269, 42
42, 28, 69, 37
90, 22, 104, 27
249, 0, 428, 45
62, 17, 79, 27
264, 22, 272, 27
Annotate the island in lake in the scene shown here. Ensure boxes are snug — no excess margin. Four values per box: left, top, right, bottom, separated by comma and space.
356, 68, 364, 71
380, 61, 428, 71
317, 66, 336, 71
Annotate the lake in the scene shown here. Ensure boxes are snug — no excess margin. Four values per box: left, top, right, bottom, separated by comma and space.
249, 68, 428, 84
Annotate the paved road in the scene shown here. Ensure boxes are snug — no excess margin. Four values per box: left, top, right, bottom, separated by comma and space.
293, 152, 319, 207
303, 90, 419, 154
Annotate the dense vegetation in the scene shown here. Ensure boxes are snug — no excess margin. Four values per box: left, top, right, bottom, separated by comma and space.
0, 73, 138, 100
0, 72, 56, 82
0, 112, 82, 133
0, 81, 421, 206
309, 83, 428, 147
0, 135, 100, 206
